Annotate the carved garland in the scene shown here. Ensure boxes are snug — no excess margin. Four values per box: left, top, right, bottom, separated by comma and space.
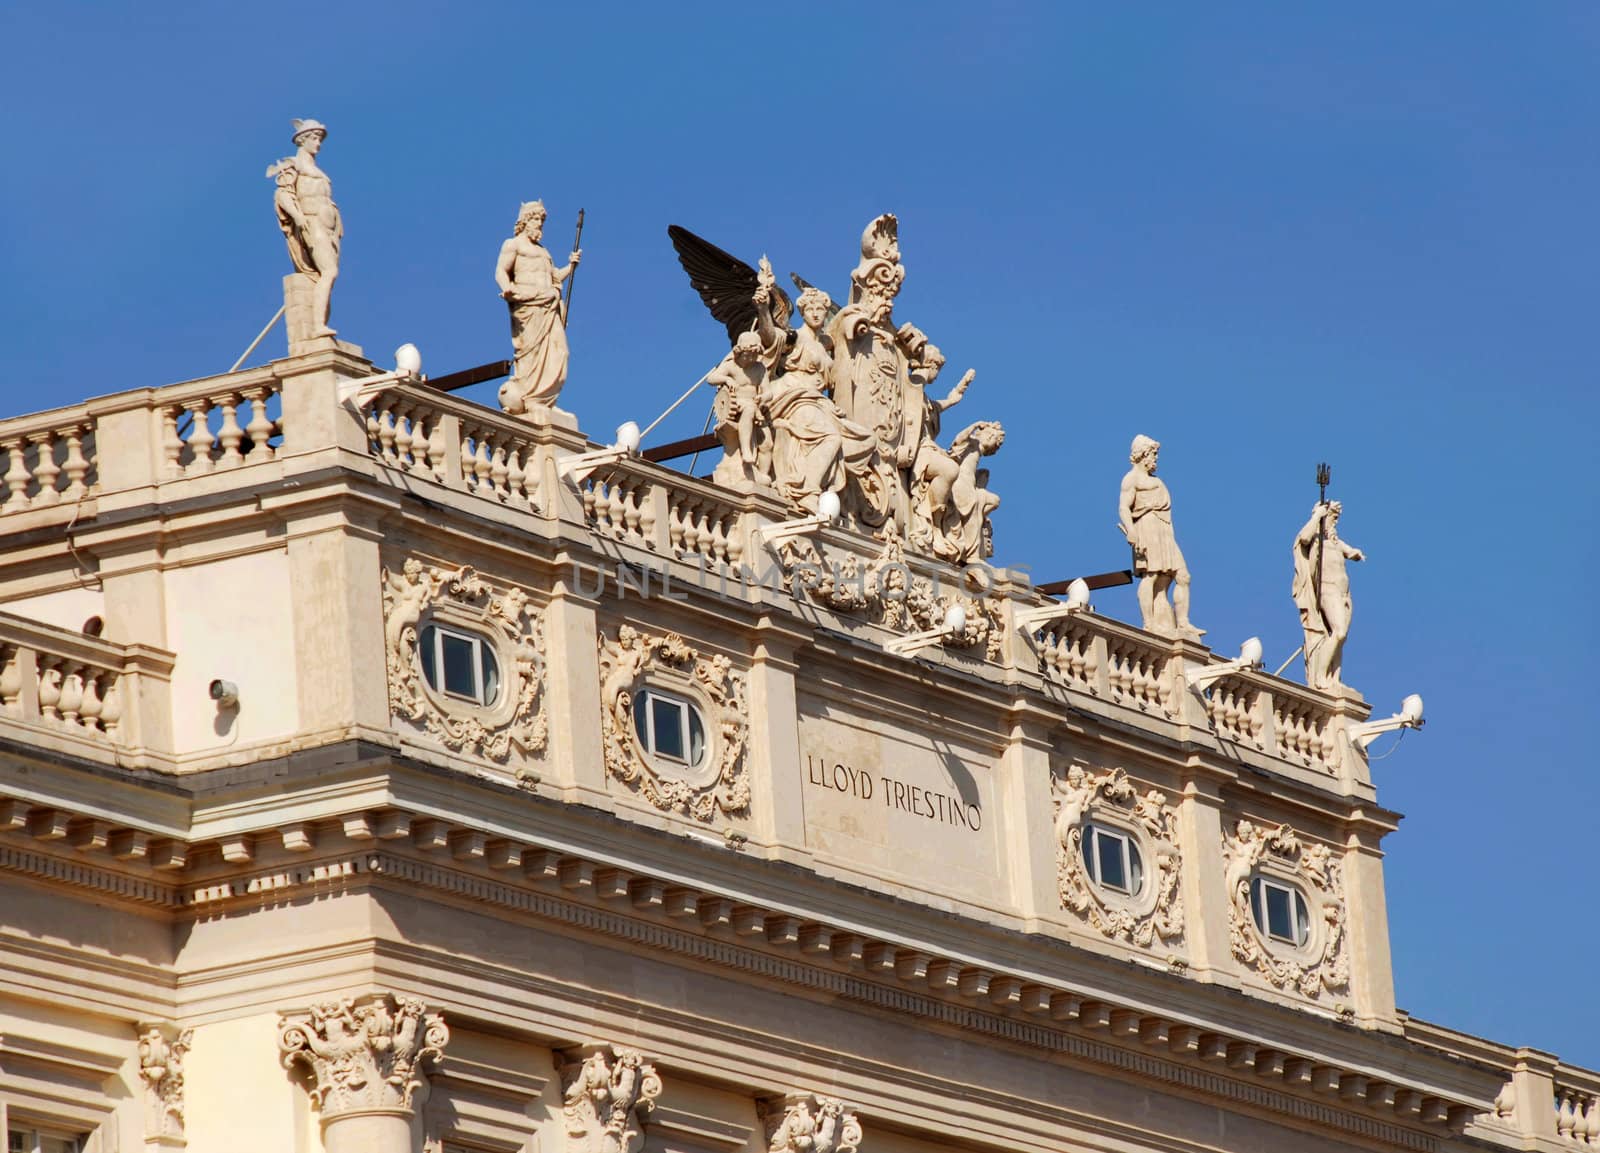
778, 536, 1005, 662
1051, 765, 1184, 949
1223, 819, 1350, 998
598, 625, 751, 822
382, 560, 547, 764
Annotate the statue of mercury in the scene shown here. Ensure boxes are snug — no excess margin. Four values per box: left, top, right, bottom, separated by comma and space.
495, 200, 580, 416
1118, 434, 1203, 640
267, 118, 341, 338
1291, 500, 1364, 690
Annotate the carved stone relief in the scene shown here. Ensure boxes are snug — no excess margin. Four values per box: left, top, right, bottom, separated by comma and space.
561, 1045, 662, 1153
1223, 819, 1350, 998
137, 1023, 193, 1144
762, 1094, 863, 1153
278, 992, 450, 1118
1051, 765, 1184, 949
383, 559, 547, 766
778, 536, 1005, 662
598, 625, 750, 821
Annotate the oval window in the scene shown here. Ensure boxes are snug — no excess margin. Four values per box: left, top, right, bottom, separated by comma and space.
1080, 823, 1144, 895
633, 688, 707, 768
1250, 876, 1312, 946
418, 623, 501, 707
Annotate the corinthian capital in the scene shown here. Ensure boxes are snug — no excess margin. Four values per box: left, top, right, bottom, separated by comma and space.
561, 1044, 662, 1153
762, 1093, 863, 1153
136, 1022, 193, 1147
278, 992, 449, 1119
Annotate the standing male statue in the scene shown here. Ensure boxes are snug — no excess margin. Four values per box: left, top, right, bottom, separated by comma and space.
1118, 434, 1202, 640
1291, 500, 1364, 690
496, 200, 580, 417
267, 118, 342, 341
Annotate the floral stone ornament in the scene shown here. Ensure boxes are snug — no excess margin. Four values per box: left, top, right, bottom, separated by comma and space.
1052, 765, 1184, 950
278, 993, 449, 1118
1223, 819, 1350, 998
763, 1094, 864, 1153
598, 625, 751, 822
382, 559, 547, 763
562, 1045, 662, 1153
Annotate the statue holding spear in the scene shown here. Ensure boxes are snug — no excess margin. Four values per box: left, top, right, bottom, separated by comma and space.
1291, 463, 1366, 690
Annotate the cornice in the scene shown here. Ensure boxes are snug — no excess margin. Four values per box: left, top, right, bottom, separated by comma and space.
0, 763, 1494, 1146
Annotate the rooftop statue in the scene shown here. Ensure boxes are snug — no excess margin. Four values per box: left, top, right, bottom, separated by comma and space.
669, 217, 1004, 558
1292, 500, 1364, 690
496, 200, 581, 419
266, 119, 341, 343
1118, 434, 1203, 641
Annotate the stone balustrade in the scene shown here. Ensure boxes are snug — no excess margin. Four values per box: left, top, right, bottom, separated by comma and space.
0, 403, 97, 518
158, 377, 283, 478
1034, 613, 1179, 718
0, 612, 173, 760
359, 382, 544, 512
579, 456, 753, 569
1557, 1069, 1600, 1145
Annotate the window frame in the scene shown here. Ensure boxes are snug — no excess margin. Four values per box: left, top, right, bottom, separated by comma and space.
8, 1126, 84, 1153
1251, 875, 1312, 946
418, 622, 501, 708
1080, 822, 1144, 896
633, 687, 707, 769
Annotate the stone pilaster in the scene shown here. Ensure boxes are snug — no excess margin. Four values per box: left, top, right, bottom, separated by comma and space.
279, 993, 448, 1153
136, 1022, 193, 1149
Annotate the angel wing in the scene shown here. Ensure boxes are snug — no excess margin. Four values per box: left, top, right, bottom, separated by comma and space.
789, 272, 841, 324
668, 225, 791, 344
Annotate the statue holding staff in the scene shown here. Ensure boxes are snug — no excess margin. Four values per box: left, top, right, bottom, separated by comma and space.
496, 200, 581, 416
1118, 434, 1202, 640
1292, 499, 1364, 690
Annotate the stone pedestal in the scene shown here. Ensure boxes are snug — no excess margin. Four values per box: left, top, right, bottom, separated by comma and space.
283, 272, 332, 354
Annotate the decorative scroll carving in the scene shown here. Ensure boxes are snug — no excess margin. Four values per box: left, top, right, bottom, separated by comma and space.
382, 559, 547, 763
562, 1045, 662, 1153
1223, 819, 1350, 997
762, 1095, 863, 1153
137, 1023, 193, 1144
278, 993, 449, 1118
1051, 765, 1183, 948
599, 626, 750, 821
778, 536, 1005, 662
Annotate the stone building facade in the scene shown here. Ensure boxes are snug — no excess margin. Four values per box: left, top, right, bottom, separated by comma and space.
0, 337, 1593, 1153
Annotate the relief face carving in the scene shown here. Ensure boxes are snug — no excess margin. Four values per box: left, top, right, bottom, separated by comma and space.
137, 1023, 193, 1143
562, 1046, 662, 1153
763, 1095, 863, 1153
1223, 819, 1350, 998
383, 560, 547, 764
1052, 765, 1184, 949
599, 625, 750, 821
278, 993, 449, 1119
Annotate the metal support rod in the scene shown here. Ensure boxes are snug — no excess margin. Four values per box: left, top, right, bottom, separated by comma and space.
229, 305, 287, 373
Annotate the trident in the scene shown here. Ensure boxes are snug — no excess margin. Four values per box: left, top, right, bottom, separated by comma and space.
561, 207, 585, 325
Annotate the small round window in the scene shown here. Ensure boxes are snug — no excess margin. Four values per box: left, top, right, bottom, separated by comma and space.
418, 623, 501, 707
1250, 876, 1311, 946
1080, 823, 1144, 895
633, 688, 706, 768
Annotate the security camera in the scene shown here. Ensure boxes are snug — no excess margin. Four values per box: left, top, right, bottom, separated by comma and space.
209, 679, 239, 709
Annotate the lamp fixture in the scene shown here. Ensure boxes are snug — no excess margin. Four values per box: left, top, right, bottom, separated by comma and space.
1014, 578, 1092, 635
885, 603, 968, 659
557, 421, 643, 484
1347, 693, 1425, 751
338, 344, 425, 408
1187, 636, 1264, 693
752, 490, 841, 551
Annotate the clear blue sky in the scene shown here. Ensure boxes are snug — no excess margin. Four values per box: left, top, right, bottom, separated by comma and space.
2, 3, 1595, 1064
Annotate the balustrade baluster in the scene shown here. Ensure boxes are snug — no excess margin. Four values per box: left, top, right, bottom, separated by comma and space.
0, 646, 19, 715
505, 444, 526, 503
30, 432, 61, 505
61, 425, 89, 499
215, 395, 245, 467
391, 403, 415, 466
38, 659, 62, 722
185, 400, 214, 473
3, 438, 31, 511
58, 664, 84, 727
244, 387, 276, 462
490, 440, 510, 498
99, 676, 123, 740
78, 671, 104, 734
409, 410, 433, 474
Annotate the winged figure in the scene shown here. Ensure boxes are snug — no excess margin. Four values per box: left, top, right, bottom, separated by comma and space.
667, 225, 793, 344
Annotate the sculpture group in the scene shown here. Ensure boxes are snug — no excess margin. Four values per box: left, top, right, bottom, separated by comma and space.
264, 119, 1371, 695
672, 216, 1005, 565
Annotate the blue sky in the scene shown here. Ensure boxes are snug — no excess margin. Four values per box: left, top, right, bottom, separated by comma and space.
2, 3, 1596, 1063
